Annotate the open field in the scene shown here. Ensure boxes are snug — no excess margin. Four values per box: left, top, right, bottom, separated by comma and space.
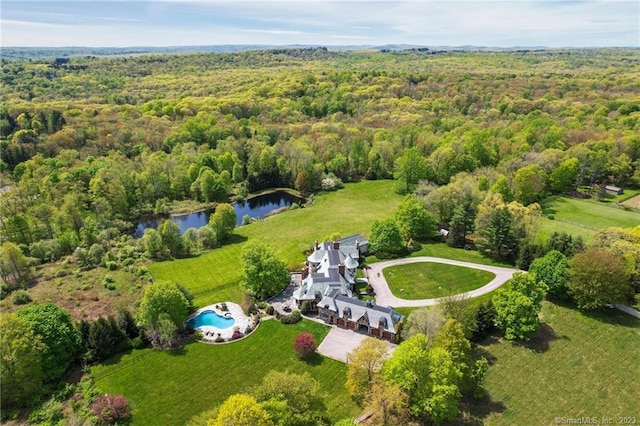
0, 264, 145, 320
92, 319, 358, 425
149, 180, 403, 307
622, 194, 640, 210
480, 301, 640, 425
537, 196, 640, 243
383, 262, 495, 299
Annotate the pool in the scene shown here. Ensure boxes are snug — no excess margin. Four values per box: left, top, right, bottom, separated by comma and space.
187, 310, 235, 329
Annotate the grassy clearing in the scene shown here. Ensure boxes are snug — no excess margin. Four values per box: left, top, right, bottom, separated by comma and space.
150, 180, 403, 307
622, 194, 640, 210
479, 301, 640, 425
536, 217, 597, 244
383, 262, 495, 299
537, 196, 640, 243
0, 264, 145, 320
92, 319, 358, 425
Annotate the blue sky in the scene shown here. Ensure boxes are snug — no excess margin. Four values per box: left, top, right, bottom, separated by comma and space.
2, 1, 639, 47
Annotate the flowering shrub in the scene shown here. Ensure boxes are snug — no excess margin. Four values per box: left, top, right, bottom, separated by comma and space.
293, 332, 316, 360
91, 394, 131, 425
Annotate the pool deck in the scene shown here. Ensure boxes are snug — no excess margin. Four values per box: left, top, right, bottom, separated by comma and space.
187, 302, 252, 341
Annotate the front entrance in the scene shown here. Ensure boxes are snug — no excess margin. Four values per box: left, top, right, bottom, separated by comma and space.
358, 323, 369, 334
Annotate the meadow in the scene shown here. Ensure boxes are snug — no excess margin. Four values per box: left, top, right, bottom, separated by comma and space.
149, 180, 403, 307
537, 196, 640, 243
92, 319, 358, 425
383, 262, 495, 299
480, 301, 640, 425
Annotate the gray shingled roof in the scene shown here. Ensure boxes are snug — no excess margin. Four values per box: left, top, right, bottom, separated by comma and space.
319, 291, 403, 333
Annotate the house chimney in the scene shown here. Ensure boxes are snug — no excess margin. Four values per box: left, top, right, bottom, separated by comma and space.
302, 266, 309, 279
338, 263, 345, 276
315, 240, 319, 250
333, 240, 339, 249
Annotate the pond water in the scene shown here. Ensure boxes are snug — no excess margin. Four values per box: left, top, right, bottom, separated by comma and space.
133, 190, 301, 237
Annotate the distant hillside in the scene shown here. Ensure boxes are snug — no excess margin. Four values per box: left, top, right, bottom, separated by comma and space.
0, 44, 552, 60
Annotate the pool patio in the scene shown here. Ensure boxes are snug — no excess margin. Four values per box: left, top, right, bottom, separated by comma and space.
187, 302, 253, 342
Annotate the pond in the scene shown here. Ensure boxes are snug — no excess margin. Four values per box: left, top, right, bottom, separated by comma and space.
133, 190, 302, 237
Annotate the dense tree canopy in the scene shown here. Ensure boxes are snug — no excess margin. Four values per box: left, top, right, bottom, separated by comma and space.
0, 49, 638, 283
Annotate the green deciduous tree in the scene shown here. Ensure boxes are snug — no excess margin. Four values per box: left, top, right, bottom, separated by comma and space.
136, 281, 190, 347
402, 306, 446, 342
364, 381, 410, 426
209, 203, 237, 244
0, 241, 32, 287
529, 250, 570, 299
513, 163, 547, 205
1, 313, 46, 408
383, 334, 431, 412
241, 241, 289, 300
394, 195, 436, 240
394, 147, 430, 194
141, 228, 166, 259
568, 248, 632, 310
158, 219, 185, 258
370, 219, 405, 258
493, 273, 547, 340
549, 157, 579, 193
493, 290, 539, 340
423, 346, 462, 424
209, 394, 273, 426
382, 334, 463, 423
252, 370, 326, 426
345, 337, 390, 402
16, 302, 82, 382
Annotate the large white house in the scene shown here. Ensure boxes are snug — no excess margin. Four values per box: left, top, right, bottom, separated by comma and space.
292, 235, 403, 342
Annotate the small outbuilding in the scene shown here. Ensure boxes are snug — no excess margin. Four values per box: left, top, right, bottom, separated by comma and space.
605, 185, 623, 195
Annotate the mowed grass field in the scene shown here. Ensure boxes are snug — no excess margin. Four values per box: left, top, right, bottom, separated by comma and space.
481, 302, 640, 425
537, 196, 640, 243
149, 180, 403, 307
383, 262, 495, 299
92, 320, 358, 425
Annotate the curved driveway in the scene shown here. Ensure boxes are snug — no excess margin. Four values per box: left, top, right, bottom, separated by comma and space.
366, 257, 520, 308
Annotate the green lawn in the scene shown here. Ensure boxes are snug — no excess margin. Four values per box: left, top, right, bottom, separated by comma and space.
92, 320, 358, 425
150, 180, 403, 307
383, 262, 495, 299
366, 242, 515, 268
479, 302, 640, 425
537, 196, 640, 243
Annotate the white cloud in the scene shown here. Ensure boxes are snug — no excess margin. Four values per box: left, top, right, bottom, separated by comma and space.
1, 0, 638, 47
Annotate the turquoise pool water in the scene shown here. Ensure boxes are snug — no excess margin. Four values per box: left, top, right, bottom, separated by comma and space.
188, 310, 235, 329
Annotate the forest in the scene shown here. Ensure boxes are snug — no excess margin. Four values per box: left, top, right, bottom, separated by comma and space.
1, 47, 639, 424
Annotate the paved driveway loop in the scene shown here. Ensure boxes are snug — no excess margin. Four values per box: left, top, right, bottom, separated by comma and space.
367, 257, 520, 308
